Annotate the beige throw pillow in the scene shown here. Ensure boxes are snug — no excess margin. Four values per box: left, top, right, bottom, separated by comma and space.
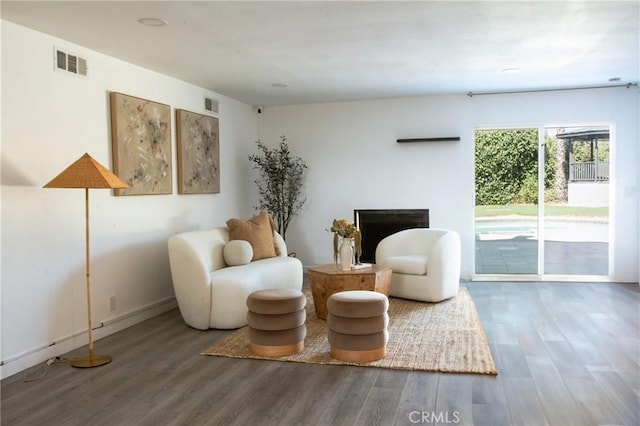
226, 212, 277, 261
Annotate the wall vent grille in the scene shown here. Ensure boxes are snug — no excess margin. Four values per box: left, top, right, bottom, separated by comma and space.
204, 96, 219, 115
54, 47, 87, 77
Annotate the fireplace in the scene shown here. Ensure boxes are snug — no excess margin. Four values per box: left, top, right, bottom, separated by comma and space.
354, 209, 429, 263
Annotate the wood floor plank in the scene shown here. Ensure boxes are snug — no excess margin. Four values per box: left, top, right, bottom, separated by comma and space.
543, 340, 591, 379
584, 330, 640, 373
140, 357, 262, 425
567, 339, 614, 371
564, 376, 627, 425
393, 372, 438, 425
620, 372, 640, 398
515, 323, 549, 357
354, 369, 408, 426
471, 375, 510, 425
472, 402, 512, 426
434, 374, 473, 425
471, 375, 506, 405
315, 366, 380, 426
494, 343, 532, 377
526, 355, 592, 425
502, 377, 549, 426
531, 312, 566, 342
275, 365, 351, 424
589, 370, 640, 425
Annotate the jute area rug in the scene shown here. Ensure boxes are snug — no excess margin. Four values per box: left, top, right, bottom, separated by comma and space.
202, 288, 497, 375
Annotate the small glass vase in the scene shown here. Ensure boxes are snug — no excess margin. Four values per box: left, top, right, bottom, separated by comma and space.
339, 237, 354, 271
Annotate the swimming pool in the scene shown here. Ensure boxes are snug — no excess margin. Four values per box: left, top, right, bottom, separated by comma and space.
475, 221, 536, 234
475, 218, 608, 242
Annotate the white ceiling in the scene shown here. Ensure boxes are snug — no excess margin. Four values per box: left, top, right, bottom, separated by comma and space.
2, 1, 638, 106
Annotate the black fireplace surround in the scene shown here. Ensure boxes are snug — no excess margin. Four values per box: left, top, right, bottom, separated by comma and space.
354, 209, 430, 263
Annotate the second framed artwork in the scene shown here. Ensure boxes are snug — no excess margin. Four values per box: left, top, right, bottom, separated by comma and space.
176, 109, 220, 194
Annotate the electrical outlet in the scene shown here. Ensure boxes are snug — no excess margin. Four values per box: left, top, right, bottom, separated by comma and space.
109, 296, 116, 312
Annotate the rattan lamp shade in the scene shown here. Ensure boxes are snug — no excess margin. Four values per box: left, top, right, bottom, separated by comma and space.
43, 153, 129, 189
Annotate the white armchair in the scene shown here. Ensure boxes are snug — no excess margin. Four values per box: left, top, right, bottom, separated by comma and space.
375, 228, 461, 302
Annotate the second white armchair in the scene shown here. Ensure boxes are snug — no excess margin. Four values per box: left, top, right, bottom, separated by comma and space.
375, 228, 461, 302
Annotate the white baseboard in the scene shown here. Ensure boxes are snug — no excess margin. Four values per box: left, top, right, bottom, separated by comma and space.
0, 297, 177, 380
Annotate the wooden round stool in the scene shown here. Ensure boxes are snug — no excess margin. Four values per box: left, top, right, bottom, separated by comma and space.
327, 290, 389, 362
246, 289, 306, 357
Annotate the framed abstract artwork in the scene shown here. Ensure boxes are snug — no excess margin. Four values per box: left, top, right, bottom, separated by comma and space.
176, 109, 220, 194
109, 92, 172, 196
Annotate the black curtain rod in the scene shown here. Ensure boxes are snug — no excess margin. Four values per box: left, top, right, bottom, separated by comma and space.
467, 82, 637, 97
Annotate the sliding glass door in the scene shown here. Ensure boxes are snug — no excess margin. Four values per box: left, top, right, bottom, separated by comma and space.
474, 126, 609, 277
475, 128, 539, 275
542, 126, 609, 276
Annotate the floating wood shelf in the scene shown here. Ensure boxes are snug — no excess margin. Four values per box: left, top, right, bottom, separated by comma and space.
396, 137, 460, 143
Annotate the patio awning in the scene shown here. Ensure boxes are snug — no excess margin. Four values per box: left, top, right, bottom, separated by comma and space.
556, 127, 609, 141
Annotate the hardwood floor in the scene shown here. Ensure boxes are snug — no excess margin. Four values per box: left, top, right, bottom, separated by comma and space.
2, 281, 639, 425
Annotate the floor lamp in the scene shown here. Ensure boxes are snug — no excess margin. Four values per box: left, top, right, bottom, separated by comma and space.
44, 153, 130, 368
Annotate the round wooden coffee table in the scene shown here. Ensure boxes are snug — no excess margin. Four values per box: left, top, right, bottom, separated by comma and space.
308, 264, 392, 320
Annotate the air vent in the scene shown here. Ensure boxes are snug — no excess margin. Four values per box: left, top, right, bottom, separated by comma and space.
204, 96, 219, 115
54, 47, 87, 77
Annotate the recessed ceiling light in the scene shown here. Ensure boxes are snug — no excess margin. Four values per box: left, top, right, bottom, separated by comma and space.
609, 77, 621, 82
271, 83, 288, 88
502, 68, 521, 74
138, 17, 168, 26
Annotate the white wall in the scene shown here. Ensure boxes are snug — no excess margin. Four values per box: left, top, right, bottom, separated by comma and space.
568, 182, 609, 207
1, 21, 257, 378
257, 88, 639, 283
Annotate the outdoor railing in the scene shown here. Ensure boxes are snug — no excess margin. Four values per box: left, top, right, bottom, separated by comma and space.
569, 161, 609, 182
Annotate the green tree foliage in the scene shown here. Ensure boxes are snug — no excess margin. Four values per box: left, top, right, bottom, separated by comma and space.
572, 139, 609, 162
475, 129, 558, 205
249, 136, 307, 241
475, 129, 539, 205
517, 174, 538, 204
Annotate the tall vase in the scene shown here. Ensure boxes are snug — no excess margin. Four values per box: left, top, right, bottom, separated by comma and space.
339, 238, 354, 271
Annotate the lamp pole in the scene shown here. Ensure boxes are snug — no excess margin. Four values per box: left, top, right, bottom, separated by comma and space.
71, 188, 111, 368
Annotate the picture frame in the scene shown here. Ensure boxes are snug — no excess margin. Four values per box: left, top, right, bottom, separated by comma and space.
109, 92, 172, 196
176, 109, 220, 194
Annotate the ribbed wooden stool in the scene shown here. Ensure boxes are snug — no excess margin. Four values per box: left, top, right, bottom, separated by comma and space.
327, 290, 389, 362
246, 289, 306, 357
